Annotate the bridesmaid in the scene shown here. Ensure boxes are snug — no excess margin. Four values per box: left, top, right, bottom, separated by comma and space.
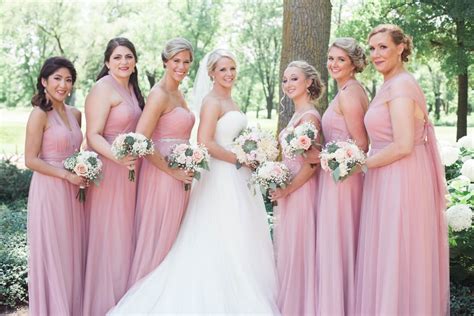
355, 24, 449, 315
127, 38, 195, 287
316, 38, 369, 315
25, 57, 85, 316
83, 37, 144, 316
270, 60, 323, 316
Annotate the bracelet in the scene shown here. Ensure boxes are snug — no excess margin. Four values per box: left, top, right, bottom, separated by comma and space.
361, 163, 368, 174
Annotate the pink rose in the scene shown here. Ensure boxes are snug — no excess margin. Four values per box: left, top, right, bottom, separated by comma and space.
73, 162, 88, 177
192, 150, 204, 163
346, 148, 354, 158
297, 135, 312, 150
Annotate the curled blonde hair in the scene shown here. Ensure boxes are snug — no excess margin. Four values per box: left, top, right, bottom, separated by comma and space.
368, 24, 413, 62
161, 38, 194, 67
286, 60, 325, 101
206, 48, 237, 75
329, 37, 368, 73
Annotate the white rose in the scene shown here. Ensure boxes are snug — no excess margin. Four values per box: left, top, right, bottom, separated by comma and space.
445, 204, 473, 232
456, 135, 474, 149
449, 175, 471, 191
334, 148, 347, 163
460, 159, 474, 182
439, 145, 460, 166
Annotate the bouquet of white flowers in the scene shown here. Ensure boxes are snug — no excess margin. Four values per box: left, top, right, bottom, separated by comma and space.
63, 151, 103, 202
111, 132, 154, 182
281, 122, 319, 159
250, 161, 291, 205
167, 143, 211, 190
231, 126, 279, 169
320, 139, 366, 182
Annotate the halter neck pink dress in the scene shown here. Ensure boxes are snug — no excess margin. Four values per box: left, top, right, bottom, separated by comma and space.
127, 106, 195, 286
275, 109, 321, 316
316, 79, 366, 315
27, 106, 84, 316
83, 74, 142, 316
355, 72, 449, 315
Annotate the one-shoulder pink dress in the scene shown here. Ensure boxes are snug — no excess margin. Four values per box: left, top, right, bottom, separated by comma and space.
355, 72, 449, 315
316, 79, 366, 315
127, 106, 195, 286
275, 109, 321, 316
83, 74, 142, 316
27, 106, 84, 316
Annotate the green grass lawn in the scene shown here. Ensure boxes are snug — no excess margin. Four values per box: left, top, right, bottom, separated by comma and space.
1, 107, 472, 155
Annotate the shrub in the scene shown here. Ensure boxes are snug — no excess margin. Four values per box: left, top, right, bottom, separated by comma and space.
450, 282, 474, 315
0, 159, 32, 205
0, 204, 28, 308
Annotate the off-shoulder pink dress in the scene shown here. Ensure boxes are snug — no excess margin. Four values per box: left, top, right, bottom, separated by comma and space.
355, 72, 449, 315
275, 109, 321, 316
127, 107, 195, 286
27, 106, 84, 316
316, 79, 366, 315
83, 74, 142, 316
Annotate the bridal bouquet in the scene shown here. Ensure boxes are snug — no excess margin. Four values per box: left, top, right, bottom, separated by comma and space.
231, 126, 279, 169
63, 151, 103, 202
320, 139, 366, 182
167, 143, 211, 191
111, 132, 154, 182
250, 161, 291, 205
282, 122, 319, 159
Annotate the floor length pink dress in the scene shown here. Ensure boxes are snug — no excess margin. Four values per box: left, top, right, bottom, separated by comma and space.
27, 106, 84, 316
355, 72, 449, 315
316, 79, 365, 315
83, 74, 142, 316
127, 106, 195, 286
275, 109, 320, 316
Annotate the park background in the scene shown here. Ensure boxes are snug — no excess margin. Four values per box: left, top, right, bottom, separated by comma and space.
0, 0, 473, 314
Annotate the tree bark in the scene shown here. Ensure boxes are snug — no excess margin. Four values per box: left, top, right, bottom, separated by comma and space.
277, 0, 332, 133
455, 19, 468, 139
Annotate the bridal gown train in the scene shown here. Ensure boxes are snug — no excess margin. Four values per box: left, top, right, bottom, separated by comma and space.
108, 111, 280, 315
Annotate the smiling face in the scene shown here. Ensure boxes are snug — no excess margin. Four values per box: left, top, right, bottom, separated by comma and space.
368, 31, 404, 76
105, 45, 136, 79
164, 50, 192, 82
327, 46, 355, 82
210, 57, 237, 89
41, 67, 73, 104
282, 66, 311, 100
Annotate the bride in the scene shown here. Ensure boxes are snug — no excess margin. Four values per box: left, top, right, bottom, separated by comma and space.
108, 49, 280, 315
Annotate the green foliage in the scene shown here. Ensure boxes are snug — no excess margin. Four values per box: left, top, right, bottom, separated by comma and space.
450, 282, 474, 315
0, 204, 28, 309
0, 160, 32, 205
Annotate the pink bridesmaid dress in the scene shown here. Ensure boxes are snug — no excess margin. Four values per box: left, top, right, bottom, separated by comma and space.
83, 74, 142, 316
27, 106, 84, 316
316, 79, 365, 315
355, 72, 449, 315
275, 109, 320, 316
127, 106, 195, 286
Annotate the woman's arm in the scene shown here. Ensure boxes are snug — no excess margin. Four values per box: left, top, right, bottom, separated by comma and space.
24, 108, 84, 186
270, 113, 320, 200
136, 88, 193, 184
339, 86, 369, 152
85, 82, 135, 167
197, 99, 238, 165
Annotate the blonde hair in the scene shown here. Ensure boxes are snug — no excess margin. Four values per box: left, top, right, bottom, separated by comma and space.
368, 24, 413, 62
161, 38, 194, 67
206, 49, 237, 75
329, 37, 368, 73
286, 60, 325, 101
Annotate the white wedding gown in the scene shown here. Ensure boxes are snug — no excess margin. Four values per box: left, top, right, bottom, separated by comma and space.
108, 111, 280, 315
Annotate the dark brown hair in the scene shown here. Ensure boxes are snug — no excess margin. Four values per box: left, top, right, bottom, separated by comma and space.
31, 56, 77, 112
97, 37, 145, 109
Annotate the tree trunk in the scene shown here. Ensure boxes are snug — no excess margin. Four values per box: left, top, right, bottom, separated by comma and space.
457, 72, 468, 139
456, 19, 468, 140
277, 0, 332, 133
